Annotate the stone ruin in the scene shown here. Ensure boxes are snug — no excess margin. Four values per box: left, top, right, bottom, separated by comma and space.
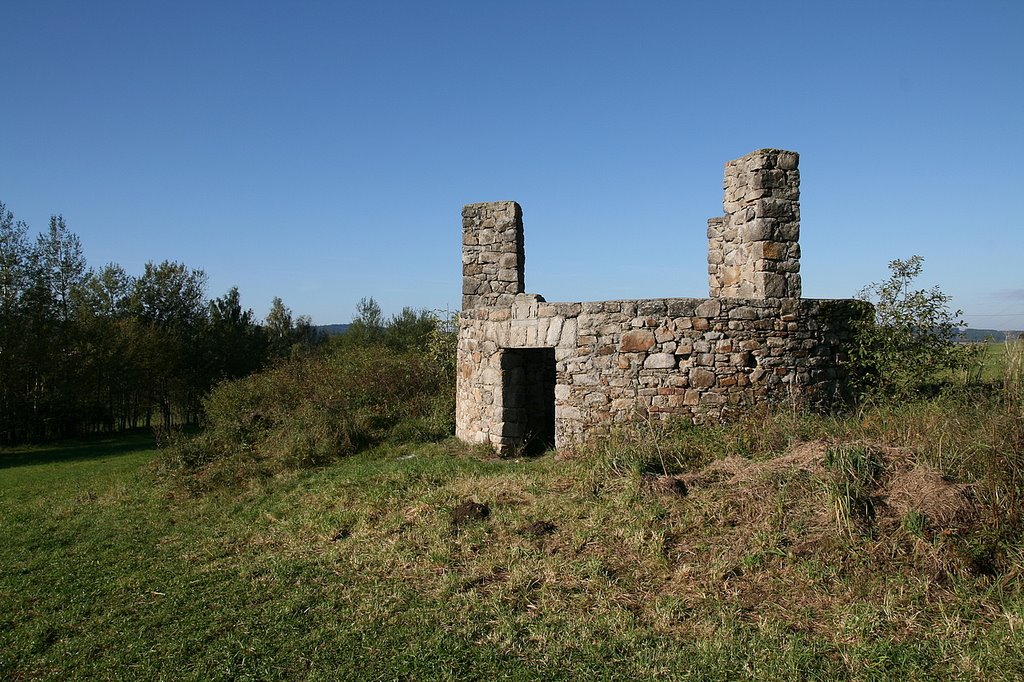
456, 149, 868, 454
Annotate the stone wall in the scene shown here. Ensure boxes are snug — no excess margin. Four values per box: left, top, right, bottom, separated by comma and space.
455, 149, 868, 454
456, 295, 866, 452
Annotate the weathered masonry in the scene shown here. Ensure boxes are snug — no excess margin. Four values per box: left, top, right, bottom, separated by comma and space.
456, 149, 867, 454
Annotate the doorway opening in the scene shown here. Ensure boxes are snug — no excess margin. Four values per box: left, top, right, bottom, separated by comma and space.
500, 347, 556, 454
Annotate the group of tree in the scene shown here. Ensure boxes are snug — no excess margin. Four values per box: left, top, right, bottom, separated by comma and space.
0, 201, 317, 444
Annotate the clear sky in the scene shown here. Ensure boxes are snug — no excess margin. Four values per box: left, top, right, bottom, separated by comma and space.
3, 1, 1022, 329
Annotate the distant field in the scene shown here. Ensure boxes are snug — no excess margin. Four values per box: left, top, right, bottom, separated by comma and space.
2, 423, 1022, 680
968, 338, 1022, 383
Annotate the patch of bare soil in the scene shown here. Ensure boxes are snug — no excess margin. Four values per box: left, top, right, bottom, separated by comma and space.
646, 475, 689, 498
517, 520, 557, 537
452, 500, 490, 525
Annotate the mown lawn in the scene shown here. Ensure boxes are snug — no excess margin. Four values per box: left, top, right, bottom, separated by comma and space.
2, 431, 1022, 680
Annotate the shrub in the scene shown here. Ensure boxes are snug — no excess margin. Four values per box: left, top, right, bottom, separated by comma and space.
164, 340, 455, 490
846, 255, 979, 401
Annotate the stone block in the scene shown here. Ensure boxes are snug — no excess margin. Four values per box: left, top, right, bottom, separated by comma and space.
538, 319, 559, 346
694, 299, 721, 318
689, 367, 716, 388
644, 353, 677, 369
739, 218, 775, 242
728, 306, 757, 320
760, 273, 789, 298
777, 151, 798, 170
620, 330, 656, 352
638, 300, 667, 316
761, 241, 787, 260
776, 222, 800, 242
719, 266, 742, 287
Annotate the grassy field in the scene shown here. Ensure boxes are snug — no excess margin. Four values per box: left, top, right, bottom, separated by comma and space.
978, 339, 1023, 383
2, 414, 1022, 680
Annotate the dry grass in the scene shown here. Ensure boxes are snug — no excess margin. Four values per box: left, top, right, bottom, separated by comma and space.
142, 339, 1024, 677
6, 405, 1024, 679
255, 397, 1021, 676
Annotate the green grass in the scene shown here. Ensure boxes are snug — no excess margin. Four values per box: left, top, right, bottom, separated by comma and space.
3, 426, 1023, 680
956, 338, 1023, 385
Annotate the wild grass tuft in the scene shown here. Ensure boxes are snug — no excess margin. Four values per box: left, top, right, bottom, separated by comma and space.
823, 444, 883, 538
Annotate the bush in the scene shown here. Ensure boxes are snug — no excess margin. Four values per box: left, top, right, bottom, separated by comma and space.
846, 255, 979, 401
164, 338, 455, 490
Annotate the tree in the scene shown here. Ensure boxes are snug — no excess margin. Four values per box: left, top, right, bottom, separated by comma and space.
848, 255, 976, 400
0, 203, 32, 441
345, 296, 385, 346
132, 260, 207, 329
0, 202, 30, 316
13, 214, 90, 436
293, 314, 319, 351
130, 261, 209, 428
383, 306, 436, 351
207, 286, 266, 380
72, 264, 136, 432
76, 263, 133, 318
35, 215, 86, 323
265, 296, 294, 358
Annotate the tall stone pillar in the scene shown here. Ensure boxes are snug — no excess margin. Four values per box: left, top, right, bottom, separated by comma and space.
462, 201, 525, 310
708, 149, 801, 299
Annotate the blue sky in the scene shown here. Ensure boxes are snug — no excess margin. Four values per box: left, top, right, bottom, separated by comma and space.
3, 1, 1022, 329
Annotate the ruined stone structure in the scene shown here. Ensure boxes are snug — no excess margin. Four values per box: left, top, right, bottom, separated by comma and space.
456, 149, 867, 454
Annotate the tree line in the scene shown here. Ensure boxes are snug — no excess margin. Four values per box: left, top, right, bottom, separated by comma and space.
0, 201, 317, 444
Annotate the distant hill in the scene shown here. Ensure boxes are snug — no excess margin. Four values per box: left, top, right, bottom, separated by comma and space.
315, 323, 350, 336
957, 328, 1024, 342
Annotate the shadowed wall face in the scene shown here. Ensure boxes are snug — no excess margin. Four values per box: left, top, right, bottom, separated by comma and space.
499, 348, 556, 454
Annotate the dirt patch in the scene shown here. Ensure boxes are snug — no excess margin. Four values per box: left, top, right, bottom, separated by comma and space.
646, 475, 689, 498
452, 500, 490, 525
518, 520, 556, 537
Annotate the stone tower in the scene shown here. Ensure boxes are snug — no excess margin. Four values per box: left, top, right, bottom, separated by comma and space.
707, 149, 801, 299
461, 201, 525, 310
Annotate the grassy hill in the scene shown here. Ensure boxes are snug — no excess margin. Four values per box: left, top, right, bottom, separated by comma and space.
3, 401, 1023, 679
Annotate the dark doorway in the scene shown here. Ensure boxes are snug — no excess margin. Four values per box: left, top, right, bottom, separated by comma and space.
500, 348, 556, 454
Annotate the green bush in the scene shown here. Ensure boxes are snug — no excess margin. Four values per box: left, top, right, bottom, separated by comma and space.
164, 337, 455, 490
846, 256, 979, 401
